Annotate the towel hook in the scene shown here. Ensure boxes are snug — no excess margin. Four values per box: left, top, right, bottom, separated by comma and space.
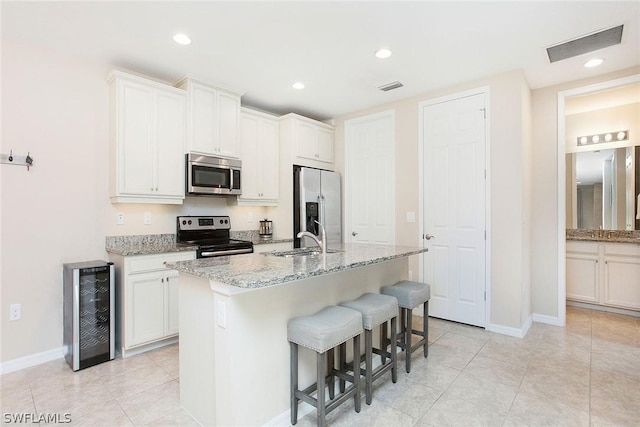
8, 150, 13, 162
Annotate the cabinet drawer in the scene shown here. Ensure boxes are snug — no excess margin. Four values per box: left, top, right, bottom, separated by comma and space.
127, 252, 195, 274
566, 241, 599, 255
604, 242, 640, 257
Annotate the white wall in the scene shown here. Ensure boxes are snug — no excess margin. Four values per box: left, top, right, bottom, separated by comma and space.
0, 37, 276, 363
530, 66, 640, 319
334, 70, 532, 331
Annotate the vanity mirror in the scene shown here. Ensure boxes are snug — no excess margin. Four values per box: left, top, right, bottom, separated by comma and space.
566, 145, 639, 230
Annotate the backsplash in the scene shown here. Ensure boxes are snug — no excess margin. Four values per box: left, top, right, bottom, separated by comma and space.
105, 233, 176, 249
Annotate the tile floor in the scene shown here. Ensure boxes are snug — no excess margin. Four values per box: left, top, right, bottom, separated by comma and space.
1, 306, 639, 426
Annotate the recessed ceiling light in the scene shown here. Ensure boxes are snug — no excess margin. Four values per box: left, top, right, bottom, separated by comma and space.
292, 82, 305, 90
375, 48, 392, 59
173, 33, 192, 45
584, 58, 604, 68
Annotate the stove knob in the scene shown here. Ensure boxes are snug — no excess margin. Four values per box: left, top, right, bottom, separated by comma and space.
182, 220, 186, 225
220, 219, 224, 225
188, 220, 192, 225
224, 219, 228, 224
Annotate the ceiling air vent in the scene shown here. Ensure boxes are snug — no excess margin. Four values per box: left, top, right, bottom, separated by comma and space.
546, 25, 623, 63
378, 81, 404, 92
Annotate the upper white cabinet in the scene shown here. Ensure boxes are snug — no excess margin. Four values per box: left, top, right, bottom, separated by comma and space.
108, 70, 186, 204
237, 108, 279, 206
175, 77, 242, 158
280, 113, 335, 168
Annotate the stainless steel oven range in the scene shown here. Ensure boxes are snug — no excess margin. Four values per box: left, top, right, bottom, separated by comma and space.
177, 215, 253, 258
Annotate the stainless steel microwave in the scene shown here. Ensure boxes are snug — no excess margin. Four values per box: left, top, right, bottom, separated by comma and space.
186, 153, 242, 196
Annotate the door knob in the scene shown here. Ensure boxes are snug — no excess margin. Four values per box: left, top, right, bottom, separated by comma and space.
424, 234, 435, 240
352, 231, 358, 236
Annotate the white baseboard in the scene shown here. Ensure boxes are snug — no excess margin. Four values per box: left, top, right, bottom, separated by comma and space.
263, 402, 314, 427
0, 347, 64, 375
532, 313, 563, 326
487, 315, 532, 338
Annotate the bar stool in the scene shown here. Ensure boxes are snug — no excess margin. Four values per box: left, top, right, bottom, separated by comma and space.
339, 293, 398, 405
288, 306, 363, 427
381, 280, 431, 373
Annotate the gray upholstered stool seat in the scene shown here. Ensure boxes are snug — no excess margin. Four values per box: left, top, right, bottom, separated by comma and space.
340, 293, 398, 404
381, 280, 431, 373
288, 306, 363, 427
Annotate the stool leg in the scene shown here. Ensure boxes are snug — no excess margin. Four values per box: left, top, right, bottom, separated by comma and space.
423, 301, 429, 358
317, 351, 326, 427
339, 343, 346, 393
353, 334, 361, 413
327, 347, 335, 400
380, 322, 387, 364
399, 308, 406, 351
364, 329, 372, 405
290, 342, 299, 425
390, 316, 398, 383
406, 308, 413, 373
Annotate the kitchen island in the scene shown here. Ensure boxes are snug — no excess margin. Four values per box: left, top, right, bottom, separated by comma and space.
167, 243, 427, 426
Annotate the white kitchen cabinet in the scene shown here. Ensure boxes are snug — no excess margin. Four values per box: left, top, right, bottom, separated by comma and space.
108, 70, 186, 204
237, 108, 279, 206
110, 251, 195, 357
280, 113, 335, 168
566, 241, 640, 311
175, 77, 243, 158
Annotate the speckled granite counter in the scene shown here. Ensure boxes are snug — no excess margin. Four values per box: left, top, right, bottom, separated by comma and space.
167, 243, 426, 290
566, 229, 640, 244
230, 230, 292, 245
105, 234, 197, 256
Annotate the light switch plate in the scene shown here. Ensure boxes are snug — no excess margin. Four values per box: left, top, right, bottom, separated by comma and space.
116, 213, 125, 225
143, 212, 152, 225
406, 212, 416, 223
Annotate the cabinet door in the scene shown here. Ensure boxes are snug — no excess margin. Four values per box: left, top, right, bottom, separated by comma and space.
296, 120, 319, 160
239, 114, 261, 199
317, 127, 334, 163
155, 90, 186, 198
566, 255, 599, 303
604, 257, 640, 310
217, 92, 240, 158
191, 84, 218, 154
165, 270, 180, 336
118, 79, 154, 195
128, 272, 165, 347
260, 118, 279, 200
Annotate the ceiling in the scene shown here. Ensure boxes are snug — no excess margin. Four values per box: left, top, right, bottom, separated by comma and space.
2, 1, 639, 121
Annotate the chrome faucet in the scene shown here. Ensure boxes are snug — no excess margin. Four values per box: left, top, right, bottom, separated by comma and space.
296, 220, 327, 254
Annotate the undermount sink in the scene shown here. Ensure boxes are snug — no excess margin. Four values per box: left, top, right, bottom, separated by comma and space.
263, 248, 342, 258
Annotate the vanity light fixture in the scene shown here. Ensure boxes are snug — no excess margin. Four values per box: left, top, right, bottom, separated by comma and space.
375, 48, 392, 59
577, 130, 628, 146
173, 33, 192, 45
292, 82, 305, 90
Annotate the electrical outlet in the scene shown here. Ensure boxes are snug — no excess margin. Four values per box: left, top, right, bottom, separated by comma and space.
143, 212, 152, 225
248, 212, 254, 223
116, 212, 125, 225
217, 301, 226, 328
9, 304, 21, 321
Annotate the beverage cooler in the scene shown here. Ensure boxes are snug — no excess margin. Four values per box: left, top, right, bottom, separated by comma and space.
63, 260, 115, 371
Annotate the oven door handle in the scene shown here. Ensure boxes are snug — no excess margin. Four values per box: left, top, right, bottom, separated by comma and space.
200, 248, 253, 257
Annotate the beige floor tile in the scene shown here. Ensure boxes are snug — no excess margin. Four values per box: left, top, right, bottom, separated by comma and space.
33, 380, 116, 420
476, 340, 533, 368
417, 397, 507, 427
0, 383, 35, 413
448, 323, 494, 340
504, 395, 589, 427
462, 355, 526, 388
117, 380, 180, 425
518, 373, 590, 413
401, 356, 462, 392
143, 407, 198, 426
67, 399, 133, 426
371, 372, 441, 419
422, 343, 476, 371
101, 363, 173, 400
441, 371, 517, 413
433, 331, 489, 354
524, 357, 590, 387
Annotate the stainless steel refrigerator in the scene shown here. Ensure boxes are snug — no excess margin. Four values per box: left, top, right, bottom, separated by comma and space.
293, 166, 342, 248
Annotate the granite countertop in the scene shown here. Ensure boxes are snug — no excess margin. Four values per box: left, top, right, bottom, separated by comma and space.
166, 243, 427, 290
229, 230, 292, 245
566, 229, 640, 244
105, 234, 197, 256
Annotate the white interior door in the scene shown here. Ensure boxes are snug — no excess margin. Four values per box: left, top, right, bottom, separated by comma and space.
421, 93, 487, 327
345, 111, 395, 244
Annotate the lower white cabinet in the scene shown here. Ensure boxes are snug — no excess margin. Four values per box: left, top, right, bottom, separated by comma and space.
566, 241, 640, 311
110, 251, 195, 357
